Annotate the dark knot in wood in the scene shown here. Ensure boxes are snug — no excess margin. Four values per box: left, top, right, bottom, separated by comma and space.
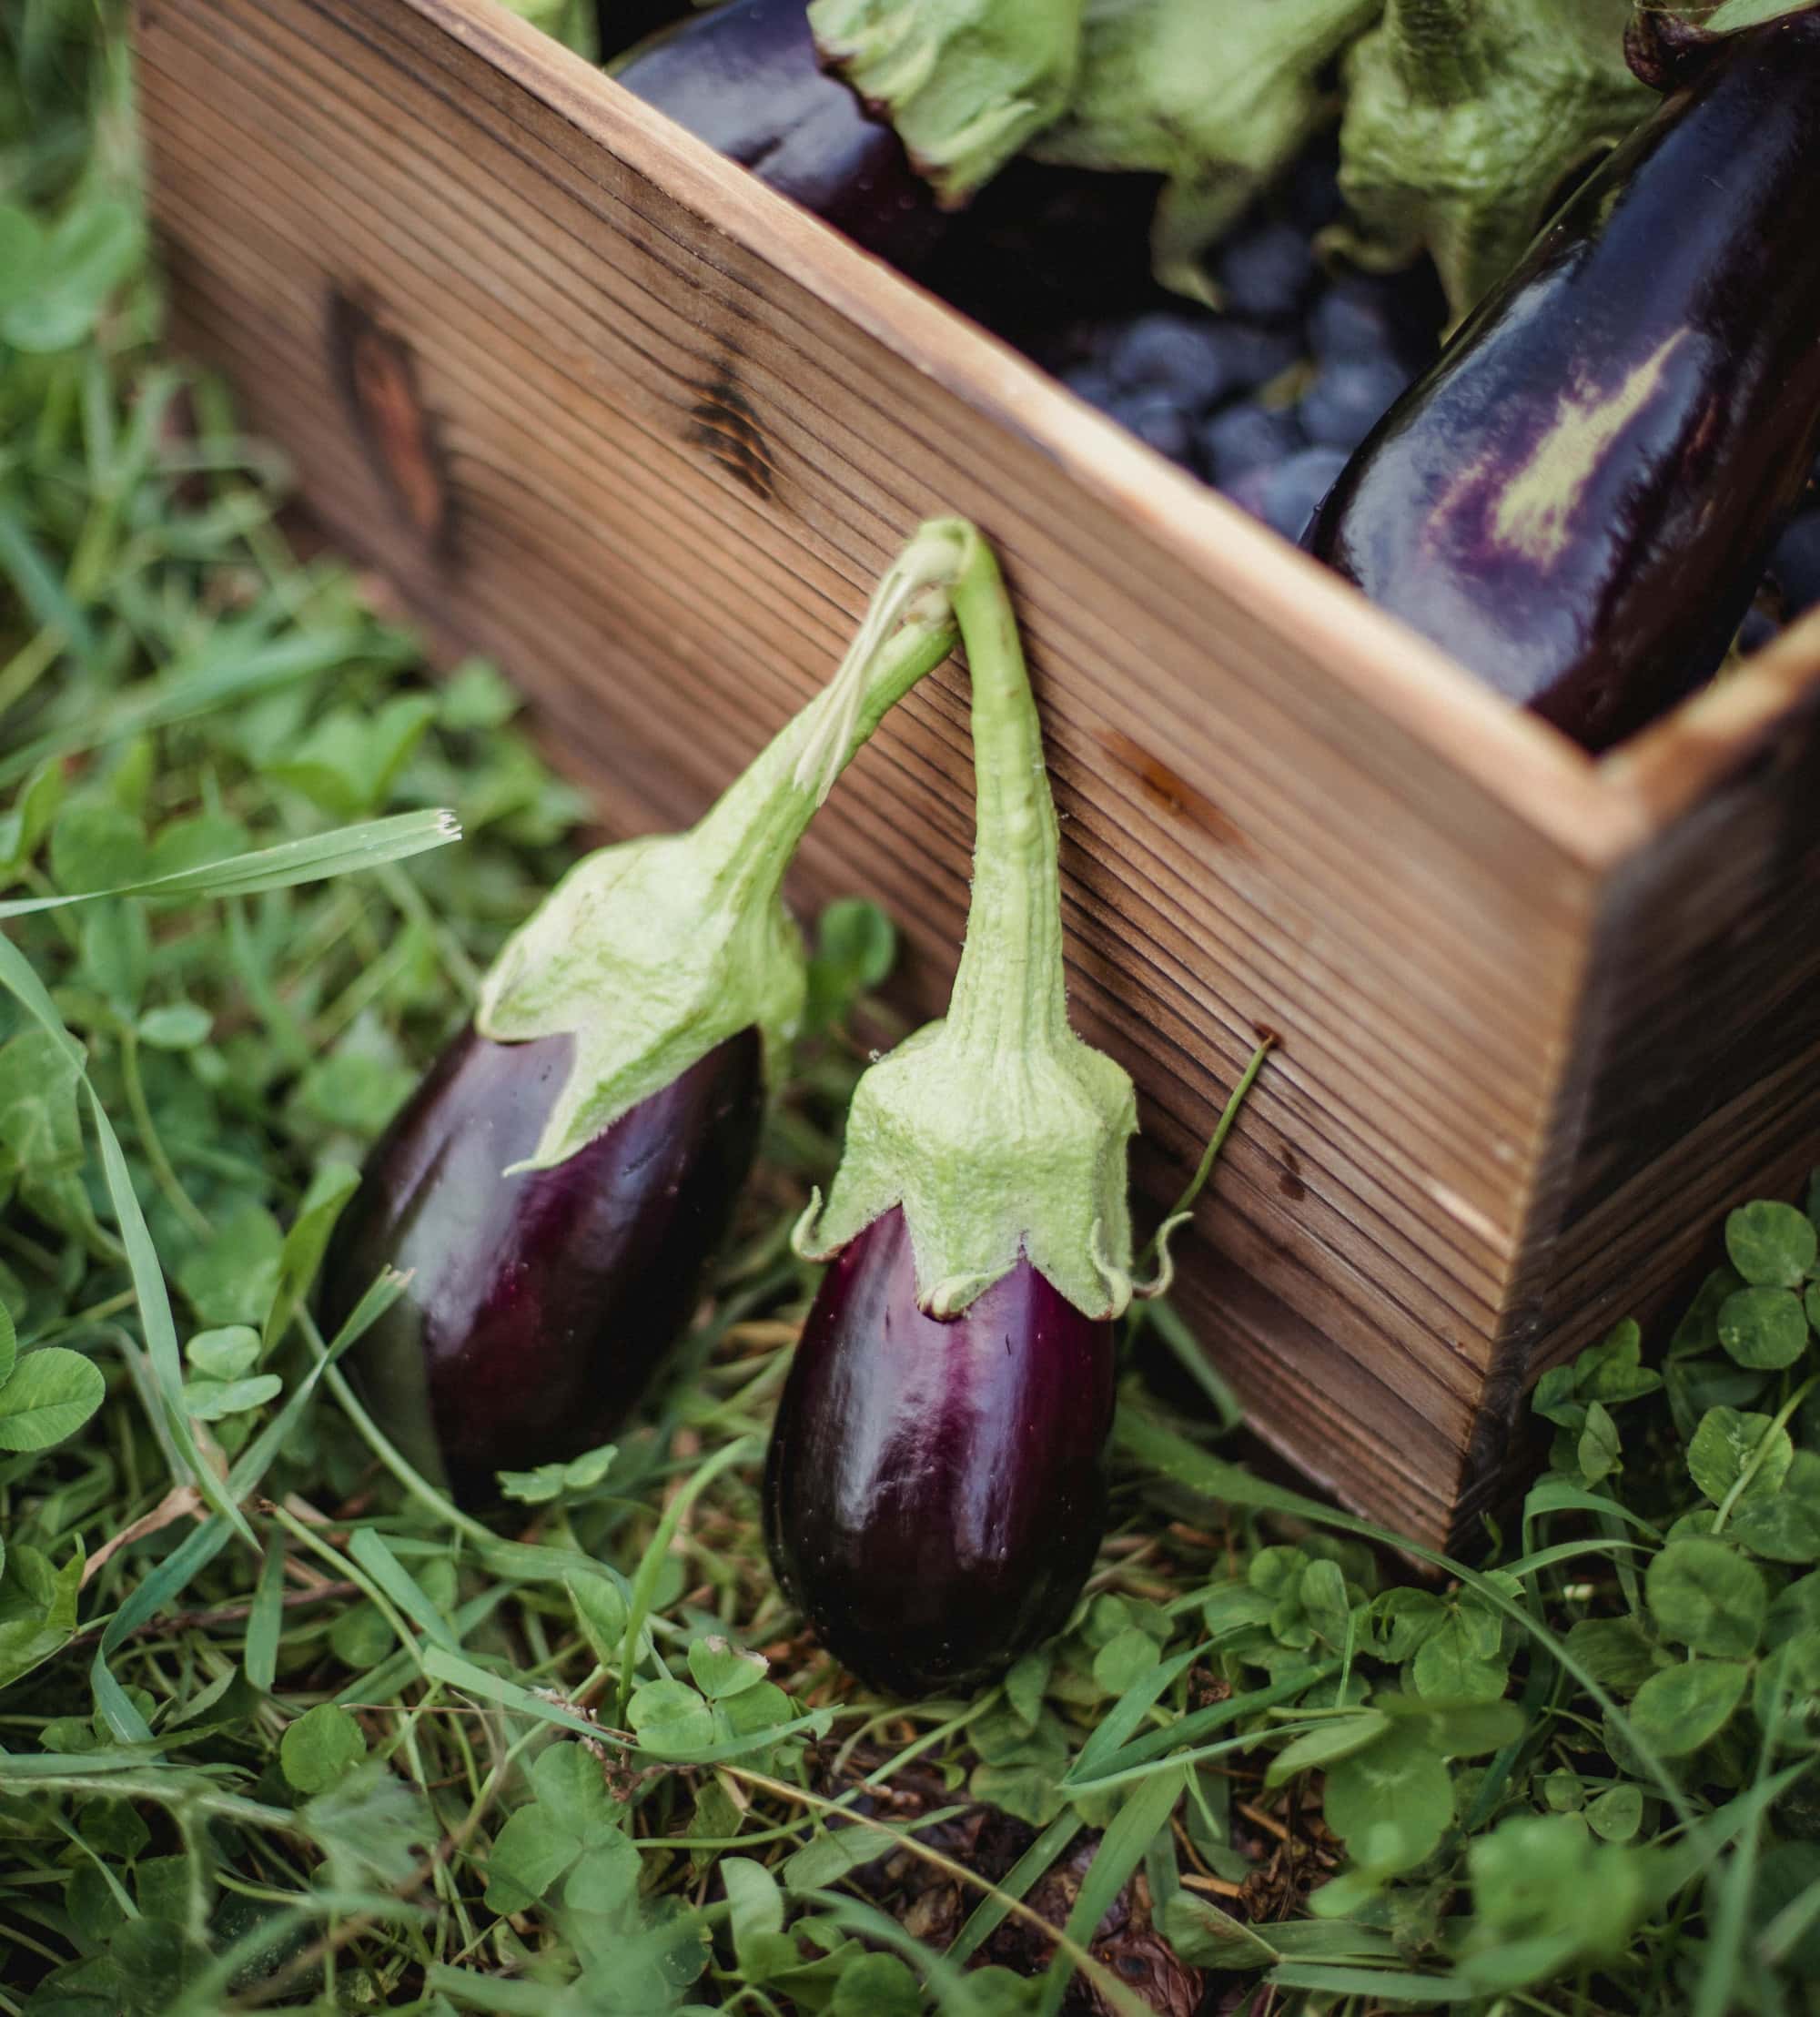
326, 287, 454, 560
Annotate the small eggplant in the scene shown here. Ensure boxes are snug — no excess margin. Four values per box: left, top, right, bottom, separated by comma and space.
766, 520, 1179, 1697
1306, 6, 1820, 751
764, 1207, 1111, 1695
318, 554, 960, 1504
319, 1025, 761, 1506
611, 0, 949, 272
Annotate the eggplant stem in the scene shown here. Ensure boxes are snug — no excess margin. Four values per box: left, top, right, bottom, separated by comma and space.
695, 582, 959, 919
938, 522, 1071, 1059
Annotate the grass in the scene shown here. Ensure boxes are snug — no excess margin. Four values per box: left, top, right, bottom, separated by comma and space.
2, 5, 1818, 2013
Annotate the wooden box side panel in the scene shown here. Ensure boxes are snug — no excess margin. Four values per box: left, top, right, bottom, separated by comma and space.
132, 0, 1603, 1542
1481, 681, 1820, 1519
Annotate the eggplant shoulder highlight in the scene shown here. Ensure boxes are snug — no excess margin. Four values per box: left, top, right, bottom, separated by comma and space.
1306, 10, 1820, 750
764, 1208, 1115, 1698
319, 1022, 763, 1505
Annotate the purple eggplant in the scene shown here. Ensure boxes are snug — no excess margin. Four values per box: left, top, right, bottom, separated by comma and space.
319, 1025, 761, 1505
611, 0, 948, 271
316, 552, 959, 1504
1305, 7, 1820, 751
766, 521, 1181, 1697
764, 1207, 1113, 1695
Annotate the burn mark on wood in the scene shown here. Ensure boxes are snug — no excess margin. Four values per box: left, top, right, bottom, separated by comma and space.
325, 288, 454, 560
1098, 729, 1247, 850
688, 370, 776, 502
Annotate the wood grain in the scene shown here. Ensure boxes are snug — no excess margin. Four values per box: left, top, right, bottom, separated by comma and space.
132, 0, 1820, 1547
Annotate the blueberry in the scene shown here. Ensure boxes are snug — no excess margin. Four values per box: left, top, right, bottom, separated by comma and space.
1308, 279, 1401, 363
1772, 512, 1820, 617
1217, 323, 1302, 394
1109, 388, 1195, 465
1299, 356, 1411, 452
1256, 447, 1351, 545
1198, 400, 1304, 486
1217, 219, 1317, 323
1062, 362, 1116, 413
1106, 312, 1230, 408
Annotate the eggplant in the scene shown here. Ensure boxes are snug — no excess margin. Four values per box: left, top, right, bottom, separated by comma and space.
317, 551, 959, 1503
611, 0, 949, 271
767, 520, 1174, 1696
1305, 6, 1820, 752
319, 1025, 761, 1506
763, 1206, 1113, 1696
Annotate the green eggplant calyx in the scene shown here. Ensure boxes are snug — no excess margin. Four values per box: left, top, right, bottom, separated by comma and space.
1332, 0, 1655, 324
809, 0, 1083, 203
796, 518, 1141, 1323
475, 557, 958, 1172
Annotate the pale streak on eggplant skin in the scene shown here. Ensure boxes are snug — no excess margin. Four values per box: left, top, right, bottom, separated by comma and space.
1308, 10, 1820, 751
1487, 329, 1690, 567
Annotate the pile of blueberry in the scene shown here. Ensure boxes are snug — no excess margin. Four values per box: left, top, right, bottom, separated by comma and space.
1026, 147, 1444, 548
1016, 143, 1820, 633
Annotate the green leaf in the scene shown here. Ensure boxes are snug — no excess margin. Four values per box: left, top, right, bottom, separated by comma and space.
1767, 1569, 1820, 1648
1323, 1721, 1452, 1875
1561, 1616, 1663, 1693
567, 1572, 638, 1670
182, 1372, 281, 1421
280, 1704, 368, 1793
1411, 1607, 1507, 1702
497, 1443, 617, 1505
1725, 1201, 1816, 1289
1157, 1890, 1279, 1969
0, 1346, 106, 1450
0, 1539, 82, 1689
1265, 1711, 1389, 1788
0, 198, 141, 350
1646, 1539, 1766, 1657
1717, 1285, 1809, 1370
831, 1951, 924, 2017
185, 1325, 261, 1378
1364, 1587, 1448, 1662
1585, 1782, 1644, 1842
264, 698, 437, 817
1688, 1406, 1794, 1506
687, 1637, 769, 1700
136, 1001, 212, 1049
1459, 1811, 1648, 1992
627, 1678, 716, 1759
1628, 1658, 1749, 1758
1727, 1493, 1820, 1565
1093, 1626, 1162, 1694
1578, 1399, 1622, 1483
721, 1855, 785, 1964
803, 897, 897, 1037
1754, 1631, 1820, 1752
0, 1298, 14, 1388
484, 1801, 581, 1915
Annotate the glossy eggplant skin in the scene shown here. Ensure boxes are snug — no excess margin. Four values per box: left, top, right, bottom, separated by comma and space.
1306, 13, 1820, 752
318, 1023, 763, 1505
763, 1207, 1114, 1697
612, 0, 948, 272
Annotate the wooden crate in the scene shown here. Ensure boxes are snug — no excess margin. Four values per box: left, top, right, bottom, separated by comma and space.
131, 0, 1820, 1548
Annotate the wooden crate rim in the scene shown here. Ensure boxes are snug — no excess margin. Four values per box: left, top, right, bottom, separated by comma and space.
414, 0, 1820, 871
